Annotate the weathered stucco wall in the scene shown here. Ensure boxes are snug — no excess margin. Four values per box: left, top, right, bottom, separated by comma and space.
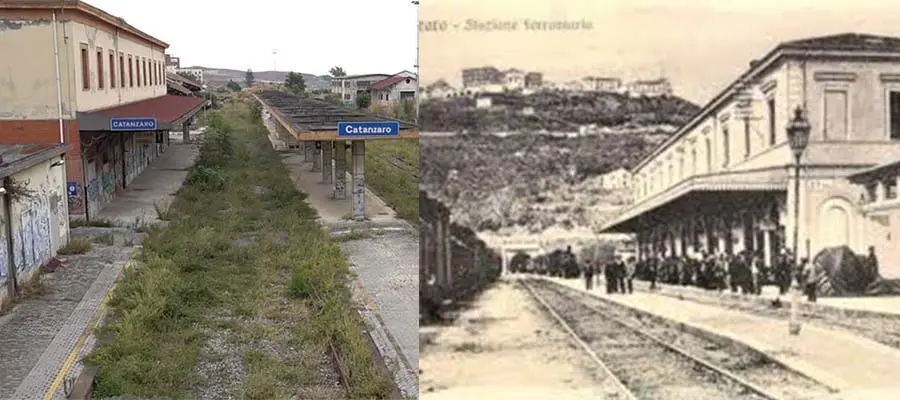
0, 156, 70, 295
0, 17, 76, 120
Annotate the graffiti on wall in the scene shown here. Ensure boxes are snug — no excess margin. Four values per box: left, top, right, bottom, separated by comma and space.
0, 224, 7, 284
15, 193, 52, 273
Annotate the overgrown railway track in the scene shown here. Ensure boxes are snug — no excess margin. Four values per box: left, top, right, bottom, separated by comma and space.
521, 278, 835, 400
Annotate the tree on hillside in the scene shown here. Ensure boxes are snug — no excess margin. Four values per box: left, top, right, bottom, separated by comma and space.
329, 66, 346, 77
355, 91, 371, 109
285, 72, 307, 96
245, 69, 255, 87
226, 80, 242, 92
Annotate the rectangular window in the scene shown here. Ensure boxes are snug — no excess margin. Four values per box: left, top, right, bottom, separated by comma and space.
80, 44, 90, 90
885, 179, 898, 200
890, 91, 900, 140
705, 138, 712, 172
691, 149, 697, 176
824, 90, 849, 140
128, 55, 134, 87
109, 50, 116, 88
96, 48, 104, 89
744, 120, 751, 158
722, 125, 730, 166
767, 98, 776, 145
119, 53, 125, 87
136, 58, 142, 87
143, 59, 148, 86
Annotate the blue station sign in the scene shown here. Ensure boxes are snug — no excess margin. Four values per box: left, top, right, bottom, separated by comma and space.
337, 121, 400, 138
110, 117, 157, 131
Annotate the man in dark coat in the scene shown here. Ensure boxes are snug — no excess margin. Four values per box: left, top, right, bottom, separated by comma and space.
604, 259, 617, 294
614, 256, 627, 293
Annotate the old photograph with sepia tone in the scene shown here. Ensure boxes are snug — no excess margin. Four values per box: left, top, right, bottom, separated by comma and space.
419, 1, 900, 399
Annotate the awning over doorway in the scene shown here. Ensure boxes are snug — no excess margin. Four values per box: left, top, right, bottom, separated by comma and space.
76, 95, 208, 132
599, 168, 789, 233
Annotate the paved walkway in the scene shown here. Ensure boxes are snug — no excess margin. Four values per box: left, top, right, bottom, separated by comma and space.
547, 277, 900, 397
279, 147, 418, 398
96, 135, 199, 225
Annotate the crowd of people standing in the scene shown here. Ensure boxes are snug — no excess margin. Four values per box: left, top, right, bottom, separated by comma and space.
578, 247, 828, 301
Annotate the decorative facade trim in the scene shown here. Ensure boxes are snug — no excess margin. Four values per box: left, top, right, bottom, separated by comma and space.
813, 71, 858, 82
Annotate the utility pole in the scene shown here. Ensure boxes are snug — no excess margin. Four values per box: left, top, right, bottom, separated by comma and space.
412, 1, 420, 121
272, 49, 278, 73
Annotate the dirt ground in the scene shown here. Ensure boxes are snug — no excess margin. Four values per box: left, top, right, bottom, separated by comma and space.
419, 278, 608, 400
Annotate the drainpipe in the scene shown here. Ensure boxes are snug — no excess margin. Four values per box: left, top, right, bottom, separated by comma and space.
115, 27, 121, 103
1, 177, 17, 298
52, 11, 64, 144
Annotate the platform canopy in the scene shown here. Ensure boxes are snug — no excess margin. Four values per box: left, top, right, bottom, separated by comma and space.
254, 90, 419, 141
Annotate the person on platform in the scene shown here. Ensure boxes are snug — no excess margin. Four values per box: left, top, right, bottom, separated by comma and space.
583, 258, 595, 291
866, 246, 879, 277
604, 258, 618, 294
647, 255, 660, 290
614, 256, 627, 293
800, 257, 817, 302
624, 256, 637, 294
751, 251, 764, 295
775, 248, 794, 295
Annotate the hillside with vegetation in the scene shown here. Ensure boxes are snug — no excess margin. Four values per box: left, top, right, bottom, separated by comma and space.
420, 90, 701, 234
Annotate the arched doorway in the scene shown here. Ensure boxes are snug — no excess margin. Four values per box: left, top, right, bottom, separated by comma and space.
818, 199, 853, 249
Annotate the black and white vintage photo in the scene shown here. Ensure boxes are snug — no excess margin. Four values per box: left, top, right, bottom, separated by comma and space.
419, 1, 900, 399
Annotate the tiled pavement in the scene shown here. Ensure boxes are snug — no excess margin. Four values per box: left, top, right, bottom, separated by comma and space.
0, 244, 135, 400
341, 230, 419, 399
547, 277, 900, 396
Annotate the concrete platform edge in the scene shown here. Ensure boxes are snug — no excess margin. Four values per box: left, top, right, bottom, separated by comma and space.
349, 276, 418, 399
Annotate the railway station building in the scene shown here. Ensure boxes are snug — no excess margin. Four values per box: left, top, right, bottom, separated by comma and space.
600, 33, 900, 278
0, 0, 208, 220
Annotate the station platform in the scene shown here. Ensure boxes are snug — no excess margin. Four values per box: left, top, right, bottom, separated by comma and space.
545, 277, 900, 397
628, 278, 900, 318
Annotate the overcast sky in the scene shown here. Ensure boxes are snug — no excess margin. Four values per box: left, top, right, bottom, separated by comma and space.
88, 0, 418, 76
422, 0, 900, 104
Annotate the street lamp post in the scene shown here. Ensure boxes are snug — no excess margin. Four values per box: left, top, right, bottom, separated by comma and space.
785, 105, 811, 335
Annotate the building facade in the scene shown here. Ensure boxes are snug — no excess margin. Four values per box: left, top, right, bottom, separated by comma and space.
503, 68, 525, 90
584, 77, 623, 92
627, 78, 673, 97
175, 68, 204, 85
601, 33, 900, 278
524, 72, 543, 88
461, 66, 503, 88
165, 54, 180, 71
0, 1, 207, 220
330, 73, 392, 104
370, 72, 418, 102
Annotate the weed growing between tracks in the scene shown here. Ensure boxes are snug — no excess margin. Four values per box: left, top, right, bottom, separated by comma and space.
365, 139, 419, 224
86, 102, 393, 399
